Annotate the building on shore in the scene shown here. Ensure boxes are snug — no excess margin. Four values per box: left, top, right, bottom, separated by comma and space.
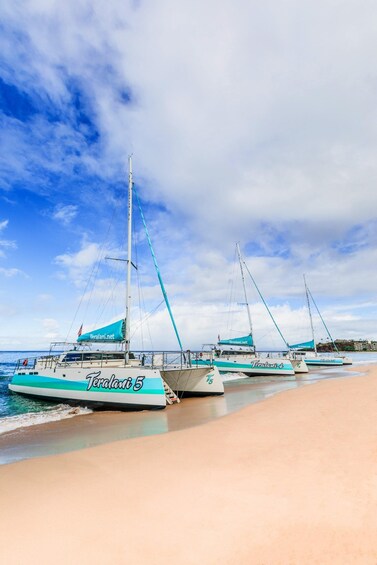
316, 339, 377, 352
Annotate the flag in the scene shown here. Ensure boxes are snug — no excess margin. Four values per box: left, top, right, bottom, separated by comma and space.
78, 324, 83, 337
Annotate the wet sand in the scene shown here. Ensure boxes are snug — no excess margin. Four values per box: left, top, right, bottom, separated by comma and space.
1, 365, 377, 564
0, 367, 353, 465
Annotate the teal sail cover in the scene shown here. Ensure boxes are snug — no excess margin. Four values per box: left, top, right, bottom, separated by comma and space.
289, 339, 315, 350
218, 335, 254, 347
77, 320, 125, 343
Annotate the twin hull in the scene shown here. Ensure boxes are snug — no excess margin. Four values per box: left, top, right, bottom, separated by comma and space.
289, 358, 309, 373
304, 356, 344, 367
194, 355, 295, 376
9, 363, 224, 410
9, 366, 166, 410
161, 366, 224, 396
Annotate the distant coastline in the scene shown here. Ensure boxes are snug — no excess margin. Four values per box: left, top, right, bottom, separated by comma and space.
317, 339, 377, 352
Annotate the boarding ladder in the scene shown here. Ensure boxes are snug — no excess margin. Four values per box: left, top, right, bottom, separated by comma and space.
162, 380, 180, 405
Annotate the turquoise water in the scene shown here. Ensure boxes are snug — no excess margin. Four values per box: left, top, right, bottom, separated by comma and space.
0, 351, 92, 434
0, 351, 55, 417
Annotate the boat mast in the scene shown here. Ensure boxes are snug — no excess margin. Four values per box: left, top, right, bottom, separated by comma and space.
242, 260, 290, 349
304, 274, 317, 354
236, 243, 254, 341
124, 156, 133, 364
307, 287, 338, 352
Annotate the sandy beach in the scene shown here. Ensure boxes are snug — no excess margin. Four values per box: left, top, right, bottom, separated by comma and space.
1, 366, 377, 564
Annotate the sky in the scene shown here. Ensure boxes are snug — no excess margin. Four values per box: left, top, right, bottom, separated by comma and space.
1, 0, 377, 350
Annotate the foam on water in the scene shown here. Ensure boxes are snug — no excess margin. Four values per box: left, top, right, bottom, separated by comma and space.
0, 404, 92, 435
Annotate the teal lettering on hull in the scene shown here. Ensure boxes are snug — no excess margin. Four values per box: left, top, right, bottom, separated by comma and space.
12, 374, 165, 395
193, 360, 293, 372
305, 359, 343, 365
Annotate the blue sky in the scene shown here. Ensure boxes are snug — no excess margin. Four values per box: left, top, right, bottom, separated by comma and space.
1, 0, 377, 350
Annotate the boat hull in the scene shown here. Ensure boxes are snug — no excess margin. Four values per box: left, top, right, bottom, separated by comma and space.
9, 366, 167, 410
340, 356, 352, 365
290, 358, 309, 373
161, 366, 224, 397
193, 356, 295, 376
305, 357, 343, 367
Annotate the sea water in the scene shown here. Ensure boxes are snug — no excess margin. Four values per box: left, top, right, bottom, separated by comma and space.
0, 351, 92, 434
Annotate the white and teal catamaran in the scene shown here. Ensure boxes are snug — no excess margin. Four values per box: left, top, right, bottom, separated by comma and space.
289, 276, 352, 367
9, 158, 223, 409
194, 244, 295, 377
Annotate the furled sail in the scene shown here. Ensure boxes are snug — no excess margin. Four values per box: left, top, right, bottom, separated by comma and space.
77, 320, 125, 343
218, 335, 254, 347
289, 339, 315, 350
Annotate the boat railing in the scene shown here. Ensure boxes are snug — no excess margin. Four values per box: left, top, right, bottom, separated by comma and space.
15, 355, 58, 371
190, 350, 215, 361
15, 357, 36, 371
15, 350, 218, 371
133, 350, 215, 370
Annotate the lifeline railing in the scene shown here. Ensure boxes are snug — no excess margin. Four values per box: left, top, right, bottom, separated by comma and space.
14, 350, 216, 372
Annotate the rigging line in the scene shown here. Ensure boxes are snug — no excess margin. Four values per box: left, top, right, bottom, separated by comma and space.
226, 246, 238, 335
64, 257, 101, 343
236, 243, 253, 338
134, 186, 183, 351
132, 197, 153, 349
304, 274, 317, 353
242, 260, 289, 349
130, 299, 165, 337
307, 287, 338, 351
90, 255, 116, 325
138, 272, 155, 350
65, 205, 118, 342
134, 237, 145, 350
95, 278, 122, 327
82, 206, 119, 324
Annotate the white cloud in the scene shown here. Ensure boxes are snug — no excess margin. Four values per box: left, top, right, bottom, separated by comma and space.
0, 239, 16, 249
2, 1, 377, 242
37, 293, 53, 302
53, 204, 78, 225
1, 1, 377, 346
40, 317, 60, 339
0, 219, 17, 258
0, 267, 27, 278
54, 241, 103, 286
0, 239, 17, 263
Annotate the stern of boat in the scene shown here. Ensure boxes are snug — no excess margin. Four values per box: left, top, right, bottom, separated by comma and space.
161, 365, 224, 397
290, 358, 309, 373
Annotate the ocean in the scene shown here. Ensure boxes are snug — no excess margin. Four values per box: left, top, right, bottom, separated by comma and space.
1, 350, 376, 437
0, 351, 92, 434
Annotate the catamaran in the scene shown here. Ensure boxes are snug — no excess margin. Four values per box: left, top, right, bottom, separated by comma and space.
9, 158, 223, 408
239, 253, 308, 374
194, 244, 295, 377
289, 276, 352, 367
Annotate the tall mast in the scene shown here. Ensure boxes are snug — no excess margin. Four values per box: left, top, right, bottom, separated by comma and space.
307, 287, 338, 352
236, 243, 253, 339
124, 156, 133, 363
304, 274, 317, 354
242, 260, 289, 349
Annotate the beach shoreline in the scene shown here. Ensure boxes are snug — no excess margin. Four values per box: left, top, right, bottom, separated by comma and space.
0, 365, 362, 465
1, 364, 377, 563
